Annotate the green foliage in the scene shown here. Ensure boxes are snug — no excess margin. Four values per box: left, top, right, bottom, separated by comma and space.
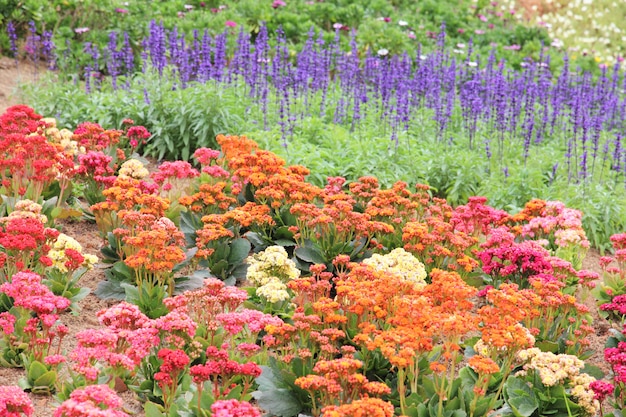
496, 373, 590, 417
252, 361, 308, 417
18, 357, 58, 395
43, 267, 91, 314
24, 68, 626, 250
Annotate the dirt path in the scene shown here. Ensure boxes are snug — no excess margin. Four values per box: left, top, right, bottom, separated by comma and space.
0, 56, 37, 112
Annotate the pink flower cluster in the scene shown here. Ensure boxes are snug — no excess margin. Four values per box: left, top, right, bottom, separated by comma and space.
151, 161, 199, 192
71, 301, 199, 381
451, 196, 508, 236
590, 380, 615, 402
211, 399, 261, 417
216, 309, 283, 335
604, 338, 626, 384
190, 346, 261, 384
478, 241, 553, 285
600, 295, 626, 316
53, 385, 129, 417
0, 385, 33, 416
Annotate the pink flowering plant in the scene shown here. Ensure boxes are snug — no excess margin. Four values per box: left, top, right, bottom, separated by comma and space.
150, 161, 199, 222
0, 385, 34, 416
595, 233, 626, 320
75, 150, 117, 207
53, 384, 130, 417
132, 279, 273, 416
0, 202, 59, 283
589, 324, 626, 412
0, 272, 70, 394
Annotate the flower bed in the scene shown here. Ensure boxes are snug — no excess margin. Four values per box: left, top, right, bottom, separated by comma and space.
0, 105, 624, 416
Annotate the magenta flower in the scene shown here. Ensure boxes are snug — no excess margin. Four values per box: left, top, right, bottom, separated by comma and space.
272, 0, 286, 8
225, 20, 237, 27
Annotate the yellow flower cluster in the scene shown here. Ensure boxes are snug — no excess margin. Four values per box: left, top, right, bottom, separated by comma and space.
516, 348, 599, 415
48, 233, 98, 273
246, 246, 300, 303
118, 159, 150, 180
362, 248, 427, 288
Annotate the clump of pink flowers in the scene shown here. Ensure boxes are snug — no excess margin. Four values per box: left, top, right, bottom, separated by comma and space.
53, 384, 129, 417
0, 385, 33, 416
211, 399, 261, 417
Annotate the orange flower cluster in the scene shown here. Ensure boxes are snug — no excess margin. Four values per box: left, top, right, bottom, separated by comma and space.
288, 263, 333, 306
254, 167, 321, 209
263, 306, 347, 370
296, 357, 391, 416
290, 196, 393, 261
361, 181, 431, 250
321, 397, 394, 417
93, 177, 169, 237
195, 202, 274, 260
216, 134, 258, 162
402, 214, 478, 276
478, 283, 539, 354
524, 275, 594, 357
507, 198, 547, 225
178, 181, 236, 215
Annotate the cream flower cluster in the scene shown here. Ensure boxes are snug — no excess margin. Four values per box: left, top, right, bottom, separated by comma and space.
362, 248, 427, 288
42, 117, 81, 156
554, 228, 589, 249
3, 200, 47, 224
246, 246, 300, 304
516, 348, 599, 415
118, 159, 150, 180
48, 233, 98, 273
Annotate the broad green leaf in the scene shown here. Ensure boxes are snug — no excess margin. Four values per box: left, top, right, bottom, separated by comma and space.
228, 238, 251, 264
33, 371, 57, 388
144, 401, 165, 417
28, 361, 48, 381
294, 246, 326, 264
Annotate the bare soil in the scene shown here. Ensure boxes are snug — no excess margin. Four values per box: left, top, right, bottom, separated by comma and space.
0, 56, 36, 113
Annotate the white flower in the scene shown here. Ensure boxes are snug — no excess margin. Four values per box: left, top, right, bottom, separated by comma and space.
377, 48, 389, 56
398, 20, 408, 26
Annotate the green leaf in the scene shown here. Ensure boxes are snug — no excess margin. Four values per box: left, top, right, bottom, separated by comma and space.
274, 239, 296, 247
252, 366, 304, 417
33, 371, 57, 388
294, 246, 326, 264
28, 361, 49, 381
144, 401, 166, 417
504, 377, 538, 417
95, 280, 127, 300
582, 363, 605, 379
228, 238, 251, 264
535, 340, 559, 353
